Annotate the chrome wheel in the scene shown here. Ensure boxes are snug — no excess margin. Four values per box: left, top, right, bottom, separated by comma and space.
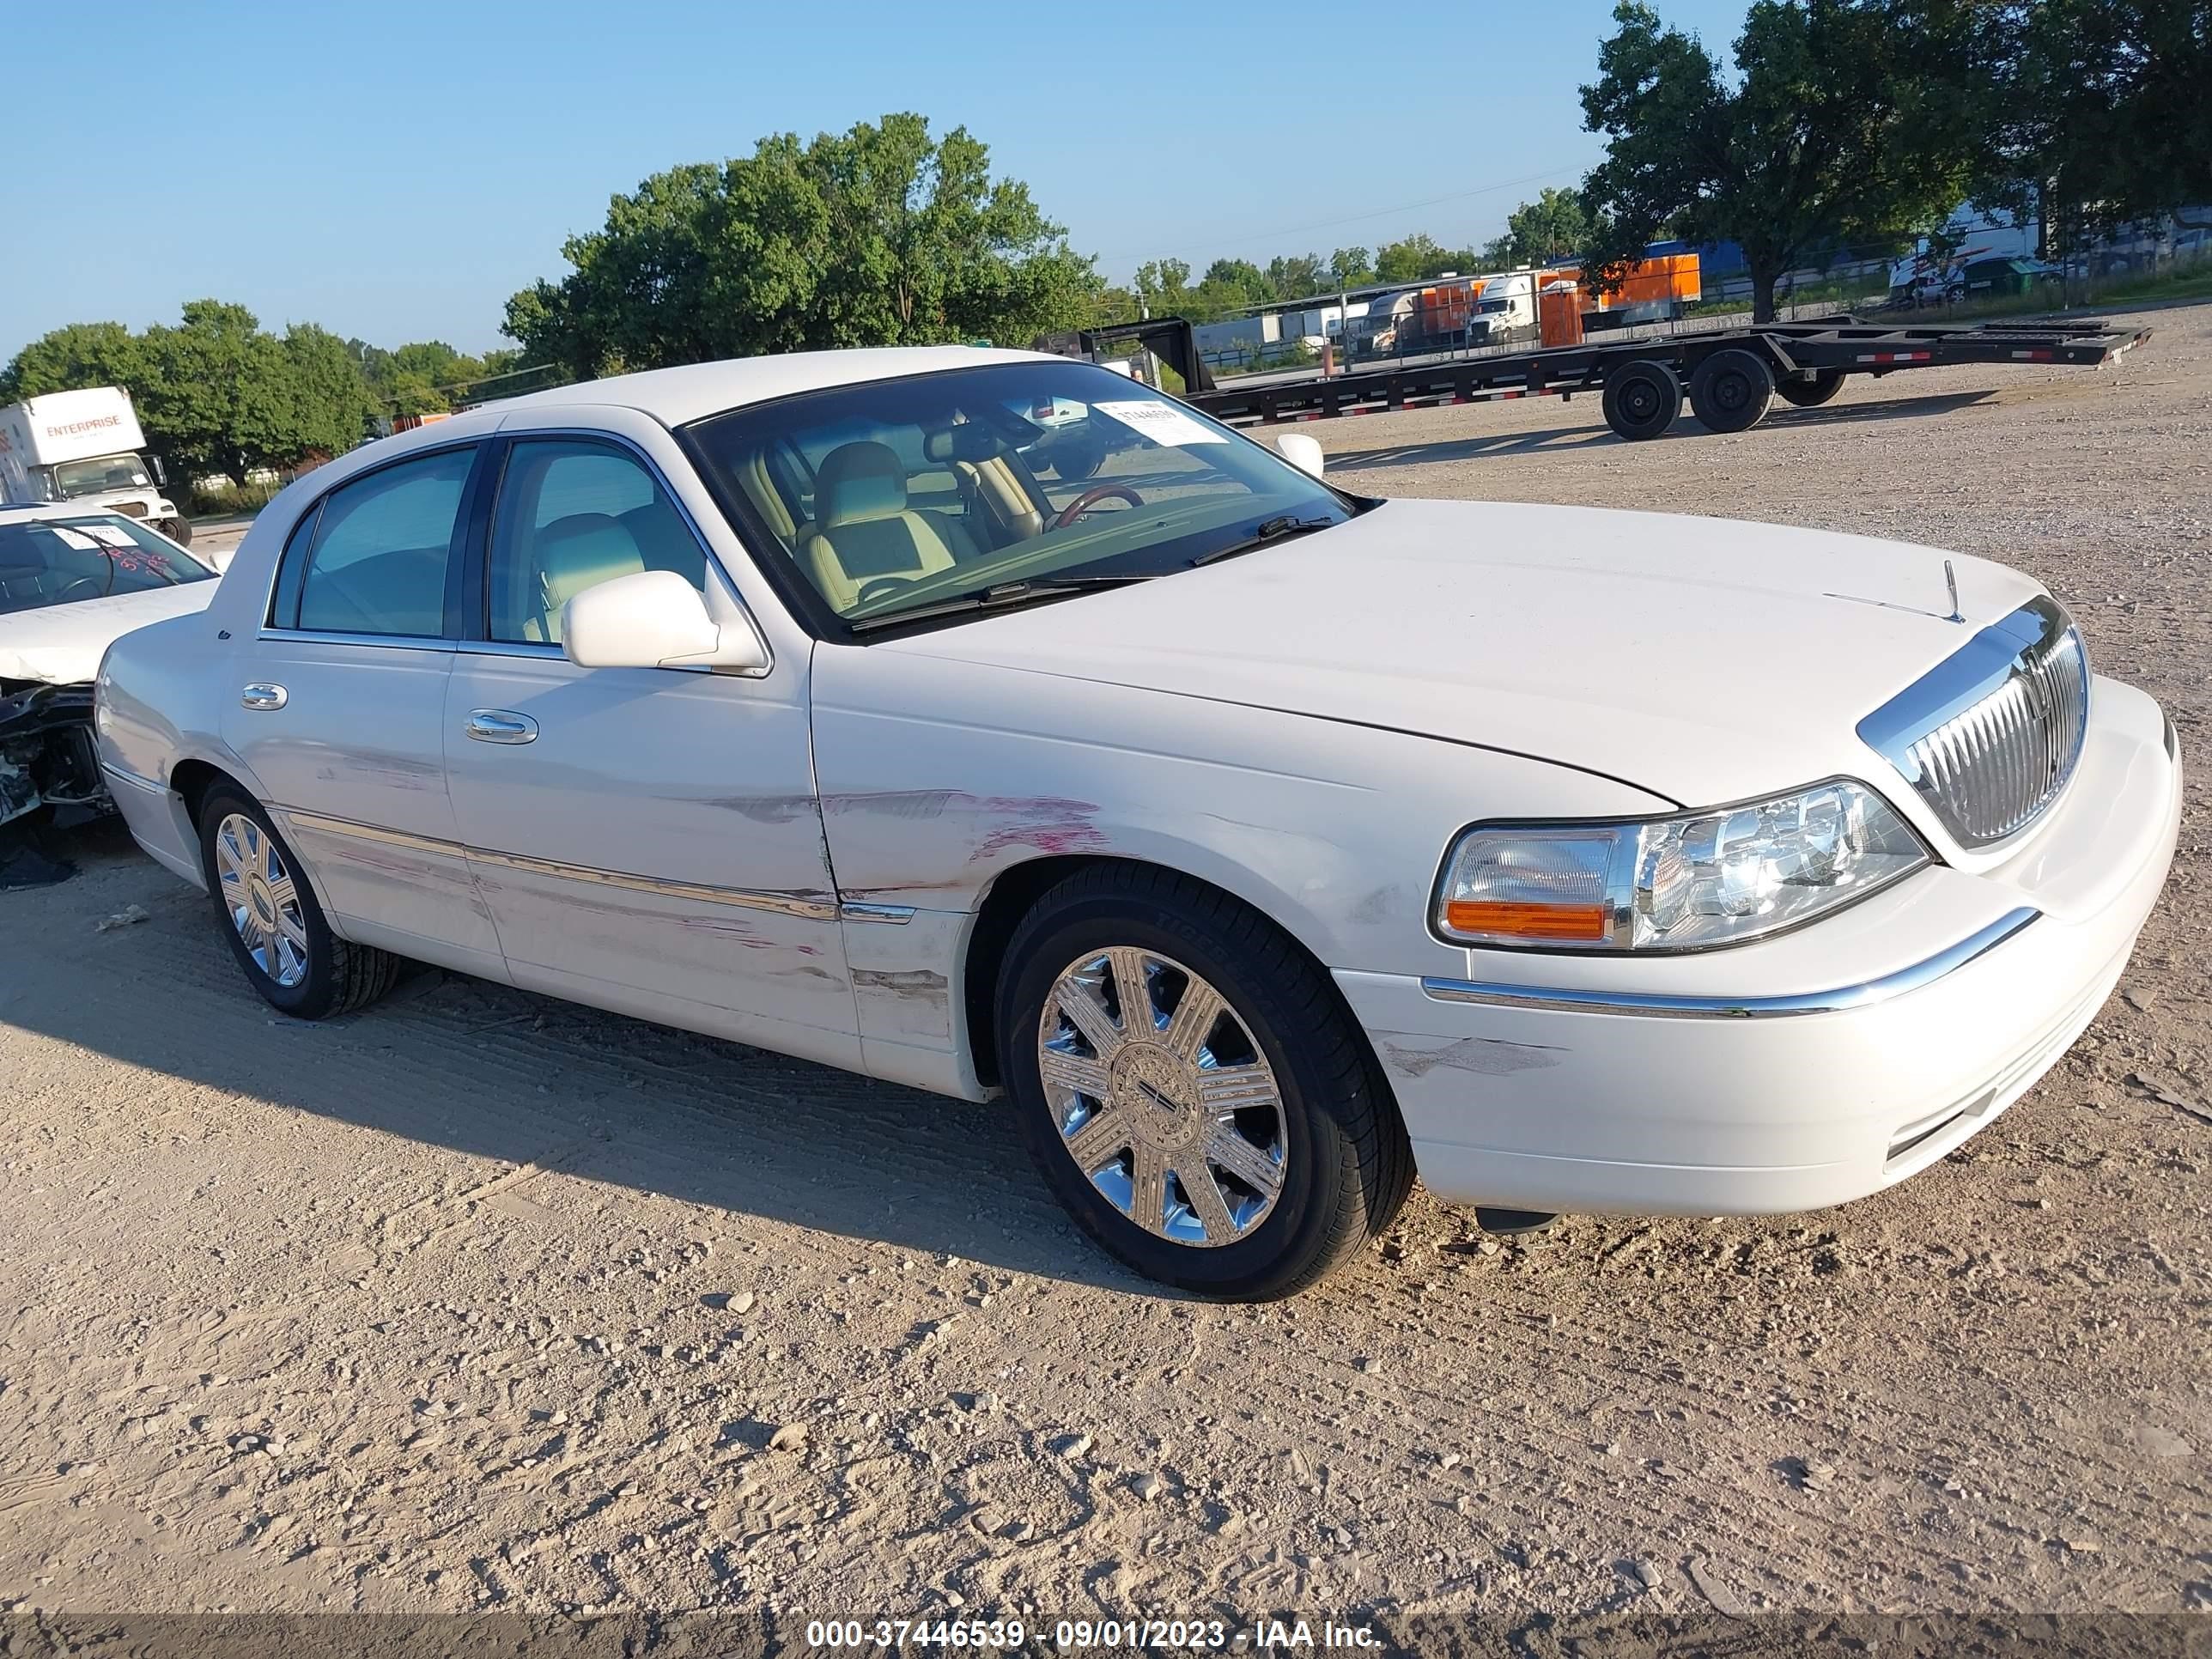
1036, 946, 1286, 1248
214, 812, 309, 988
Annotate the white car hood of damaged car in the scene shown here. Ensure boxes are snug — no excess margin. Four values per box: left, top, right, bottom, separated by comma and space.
878, 497, 2049, 810
0, 582, 217, 685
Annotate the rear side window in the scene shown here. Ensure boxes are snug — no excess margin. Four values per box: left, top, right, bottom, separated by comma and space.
273, 447, 476, 636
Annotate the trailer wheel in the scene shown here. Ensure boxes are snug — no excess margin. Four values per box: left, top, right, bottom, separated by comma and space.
1600, 360, 1681, 441
1689, 348, 1777, 434
1777, 370, 1844, 409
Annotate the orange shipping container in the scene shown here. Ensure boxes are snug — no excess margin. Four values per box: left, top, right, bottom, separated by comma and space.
1541, 253, 1701, 312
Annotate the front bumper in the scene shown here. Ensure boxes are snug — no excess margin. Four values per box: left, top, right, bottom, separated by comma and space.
1338, 677, 2181, 1215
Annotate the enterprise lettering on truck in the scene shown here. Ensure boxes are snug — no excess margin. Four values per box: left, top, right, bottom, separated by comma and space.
43, 415, 127, 441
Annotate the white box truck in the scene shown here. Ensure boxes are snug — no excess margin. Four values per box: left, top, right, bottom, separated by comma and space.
0, 386, 191, 545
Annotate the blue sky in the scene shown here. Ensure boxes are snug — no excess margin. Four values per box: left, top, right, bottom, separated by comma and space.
3, 0, 1751, 362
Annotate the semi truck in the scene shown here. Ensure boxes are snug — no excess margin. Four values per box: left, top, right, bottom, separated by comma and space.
0, 386, 191, 545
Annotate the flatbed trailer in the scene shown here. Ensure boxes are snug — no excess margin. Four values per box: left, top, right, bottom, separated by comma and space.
1041, 314, 2151, 443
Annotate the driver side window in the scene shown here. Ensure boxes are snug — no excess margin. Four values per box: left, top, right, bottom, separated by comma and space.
487, 440, 706, 645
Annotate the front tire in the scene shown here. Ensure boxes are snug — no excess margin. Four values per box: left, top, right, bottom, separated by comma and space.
160, 517, 194, 547
197, 788, 400, 1018
1601, 359, 1682, 441
996, 865, 1413, 1298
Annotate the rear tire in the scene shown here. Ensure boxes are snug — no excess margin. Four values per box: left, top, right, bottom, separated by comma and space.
996, 865, 1413, 1298
1601, 359, 1683, 441
196, 788, 400, 1019
1777, 370, 1845, 408
1689, 347, 1777, 433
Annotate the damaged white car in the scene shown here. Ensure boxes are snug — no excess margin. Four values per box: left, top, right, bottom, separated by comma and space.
93, 349, 2179, 1297
1, 504, 218, 881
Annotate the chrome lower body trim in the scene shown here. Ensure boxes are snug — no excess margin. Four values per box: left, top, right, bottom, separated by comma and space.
467, 844, 837, 920
281, 808, 451, 855
99, 761, 170, 799
280, 807, 839, 921
838, 901, 915, 925
1419, 908, 2041, 1019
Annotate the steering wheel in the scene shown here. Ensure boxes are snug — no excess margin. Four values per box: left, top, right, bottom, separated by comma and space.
854, 574, 921, 608
1049, 484, 1145, 531
58, 577, 109, 605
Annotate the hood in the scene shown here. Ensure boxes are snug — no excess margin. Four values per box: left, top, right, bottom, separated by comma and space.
883, 498, 2046, 810
0, 581, 218, 685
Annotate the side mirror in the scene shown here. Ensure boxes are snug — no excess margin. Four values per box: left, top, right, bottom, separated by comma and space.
148, 455, 167, 486
562, 569, 767, 672
1273, 432, 1327, 480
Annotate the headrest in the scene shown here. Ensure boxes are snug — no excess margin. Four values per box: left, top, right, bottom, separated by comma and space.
536, 514, 643, 603
816, 441, 908, 528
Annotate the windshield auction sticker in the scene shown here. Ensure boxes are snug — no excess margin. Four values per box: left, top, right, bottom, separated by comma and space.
1091, 400, 1227, 446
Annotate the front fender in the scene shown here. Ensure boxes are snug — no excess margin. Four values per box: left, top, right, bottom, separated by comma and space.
811, 650, 1673, 981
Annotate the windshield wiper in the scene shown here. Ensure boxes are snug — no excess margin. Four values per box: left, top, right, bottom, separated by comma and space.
1188, 514, 1339, 568
847, 572, 1155, 634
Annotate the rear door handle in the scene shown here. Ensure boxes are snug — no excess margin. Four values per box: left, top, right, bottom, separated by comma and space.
240, 683, 288, 710
464, 708, 538, 745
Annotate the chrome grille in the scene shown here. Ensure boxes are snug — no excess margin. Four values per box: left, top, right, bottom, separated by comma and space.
1857, 597, 2089, 849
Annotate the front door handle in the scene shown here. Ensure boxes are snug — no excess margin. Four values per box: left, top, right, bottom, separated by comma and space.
240, 683, 288, 710
464, 708, 538, 745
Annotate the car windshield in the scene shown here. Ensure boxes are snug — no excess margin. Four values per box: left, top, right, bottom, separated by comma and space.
684, 360, 1355, 629
0, 514, 214, 617
51, 453, 152, 496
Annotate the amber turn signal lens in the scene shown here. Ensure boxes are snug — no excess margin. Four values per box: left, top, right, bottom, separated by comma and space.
1443, 899, 1610, 942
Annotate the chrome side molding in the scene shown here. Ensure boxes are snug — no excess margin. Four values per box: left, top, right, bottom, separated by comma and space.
1420, 907, 2040, 1020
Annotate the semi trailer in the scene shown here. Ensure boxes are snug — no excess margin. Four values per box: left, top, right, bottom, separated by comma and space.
1042, 313, 2149, 442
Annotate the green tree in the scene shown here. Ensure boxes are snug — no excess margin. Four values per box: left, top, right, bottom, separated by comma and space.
1373, 234, 1484, 283
1579, 0, 1978, 320
1327, 247, 1376, 288
1264, 253, 1329, 299
1133, 258, 1193, 317
1201, 258, 1275, 301
1973, 0, 2212, 250
506, 114, 1101, 377
0, 321, 147, 403
281, 324, 378, 460
140, 301, 301, 486
1498, 186, 1595, 265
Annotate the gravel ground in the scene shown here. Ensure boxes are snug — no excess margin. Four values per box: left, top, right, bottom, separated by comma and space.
3, 302, 2208, 1637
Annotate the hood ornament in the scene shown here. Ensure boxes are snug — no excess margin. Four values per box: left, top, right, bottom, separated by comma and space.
1824, 557, 1970, 626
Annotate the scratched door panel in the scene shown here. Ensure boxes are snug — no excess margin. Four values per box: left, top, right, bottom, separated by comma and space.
441, 652, 859, 1062
222, 639, 498, 959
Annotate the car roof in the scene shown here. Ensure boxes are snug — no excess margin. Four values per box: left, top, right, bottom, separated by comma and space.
497, 344, 1057, 428
246, 344, 1086, 515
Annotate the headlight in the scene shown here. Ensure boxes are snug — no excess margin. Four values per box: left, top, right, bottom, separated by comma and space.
1432, 778, 1929, 952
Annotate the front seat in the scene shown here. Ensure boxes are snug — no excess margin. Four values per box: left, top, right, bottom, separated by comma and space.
796, 441, 977, 612
526, 513, 645, 643
951, 453, 1047, 544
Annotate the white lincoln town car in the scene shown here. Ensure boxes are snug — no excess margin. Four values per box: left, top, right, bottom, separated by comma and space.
94, 347, 2179, 1297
